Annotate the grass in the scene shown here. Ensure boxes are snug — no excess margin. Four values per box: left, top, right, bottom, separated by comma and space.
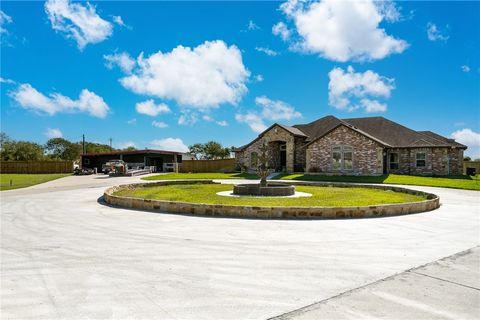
113, 183, 426, 207
0, 173, 71, 191
142, 172, 259, 181
273, 173, 480, 191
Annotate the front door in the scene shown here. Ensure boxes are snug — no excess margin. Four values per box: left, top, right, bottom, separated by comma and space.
280, 150, 287, 171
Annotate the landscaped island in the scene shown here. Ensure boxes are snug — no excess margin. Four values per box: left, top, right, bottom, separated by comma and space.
113, 183, 426, 207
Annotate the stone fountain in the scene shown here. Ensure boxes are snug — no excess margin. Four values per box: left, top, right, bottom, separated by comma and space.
233, 142, 295, 197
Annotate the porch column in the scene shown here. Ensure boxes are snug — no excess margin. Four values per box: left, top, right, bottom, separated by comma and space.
286, 136, 294, 173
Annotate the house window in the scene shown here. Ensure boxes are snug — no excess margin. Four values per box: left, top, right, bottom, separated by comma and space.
416, 152, 426, 167
250, 152, 258, 167
332, 146, 353, 171
84, 158, 90, 165
389, 153, 399, 170
332, 147, 342, 170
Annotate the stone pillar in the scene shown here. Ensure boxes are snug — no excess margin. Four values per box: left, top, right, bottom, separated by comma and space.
305, 148, 311, 173
286, 136, 294, 173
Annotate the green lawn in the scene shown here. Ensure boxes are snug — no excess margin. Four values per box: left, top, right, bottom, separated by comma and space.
273, 173, 480, 191
0, 173, 71, 191
142, 172, 259, 181
114, 183, 426, 207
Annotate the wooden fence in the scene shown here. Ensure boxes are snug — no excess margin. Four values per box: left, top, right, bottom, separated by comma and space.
0, 161, 74, 174
179, 159, 236, 173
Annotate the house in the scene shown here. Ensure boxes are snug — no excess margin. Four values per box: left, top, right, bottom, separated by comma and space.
234, 116, 467, 176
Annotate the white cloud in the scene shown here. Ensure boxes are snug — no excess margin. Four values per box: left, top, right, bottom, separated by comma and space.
328, 66, 394, 113
201, 115, 228, 127
275, 0, 408, 62
104, 52, 135, 74
152, 120, 168, 128
272, 22, 291, 41
235, 112, 267, 133
112, 15, 130, 29
254, 74, 264, 82
247, 20, 259, 30
236, 96, 302, 133
451, 129, 480, 147
135, 99, 170, 117
119, 40, 250, 110
216, 120, 228, 127
255, 95, 302, 121
127, 118, 137, 125
0, 10, 12, 34
461, 65, 471, 73
255, 47, 278, 56
150, 138, 189, 153
178, 112, 198, 126
44, 0, 113, 50
427, 22, 449, 42
44, 128, 63, 139
0, 77, 15, 84
376, 0, 402, 23
116, 141, 136, 149
11, 83, 110, 118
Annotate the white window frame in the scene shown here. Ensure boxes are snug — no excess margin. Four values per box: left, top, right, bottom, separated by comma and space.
416, 152, 426, 167
332, 145, 354, 171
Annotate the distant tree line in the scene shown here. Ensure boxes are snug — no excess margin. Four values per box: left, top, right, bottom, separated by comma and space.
188, 141, 233, 160
0, 132, 136, 161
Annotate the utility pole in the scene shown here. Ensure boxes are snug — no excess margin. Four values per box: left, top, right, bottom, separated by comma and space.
109, 138, 112, 151
82, 134, 86, 154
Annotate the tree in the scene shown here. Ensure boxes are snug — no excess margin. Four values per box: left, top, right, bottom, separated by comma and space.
464, 156, 472, 161
81, 141, 116, 154
123, 146, 136, 151
189, 143, 206, 160
45, 138, 81, 160
189, 141, 232, 160
0, 133, 15, 160
10, 141, 44, 160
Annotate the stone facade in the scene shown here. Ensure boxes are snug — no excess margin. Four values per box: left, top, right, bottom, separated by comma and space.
235, 118, 466, 176
387, 147, 463, 176
306, 125, 383, 175
235, 125, 300, 173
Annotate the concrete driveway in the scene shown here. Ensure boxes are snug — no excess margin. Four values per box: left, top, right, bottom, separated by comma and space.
1, 175, 479, 319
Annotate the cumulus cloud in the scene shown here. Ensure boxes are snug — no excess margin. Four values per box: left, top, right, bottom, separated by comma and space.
255, 95, 302, 121
461, 65, 471, 73
451, 129, 480, 147
328, 66, 394, 113
235, 112, 267, 133
152, 120, 168, 128
236, 96, 301, 133
44, 128, 63, 139
135, 99, 170, 117
254, 74, 264, 82
104, 52, 135, 74
178, 112, 198, 126
0, 77, 15, 84
10, 83, 110, 118
272, 22, 291, 41
118, 40, 250, 110
216, 120, 228, 127
247, 20, 260, 31
255, 47, 278, 56
427, 22, 449, 42
274, 0, 408, 62
44, 0, 113, 50
150, 138, 189, 152
0, 10, 12, 34
201, 115, 228, 127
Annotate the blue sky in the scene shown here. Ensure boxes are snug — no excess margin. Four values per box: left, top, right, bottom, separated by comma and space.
1, 0, 479, 157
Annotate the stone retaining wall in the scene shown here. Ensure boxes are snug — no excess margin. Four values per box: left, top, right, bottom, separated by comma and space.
103, 180, 440, 219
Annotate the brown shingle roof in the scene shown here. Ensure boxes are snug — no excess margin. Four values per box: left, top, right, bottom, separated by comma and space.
235, 116, 466, 151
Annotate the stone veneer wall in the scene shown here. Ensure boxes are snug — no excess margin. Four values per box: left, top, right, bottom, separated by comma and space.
306, 125, 383, 175
104, 180, 440, 219
387, 147, 464, 176
237, 125, 296, 172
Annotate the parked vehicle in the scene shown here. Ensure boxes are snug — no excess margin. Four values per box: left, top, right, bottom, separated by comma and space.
102, 160, 126, 174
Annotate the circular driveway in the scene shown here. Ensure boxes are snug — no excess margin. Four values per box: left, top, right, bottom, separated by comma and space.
1, 175, 479, 319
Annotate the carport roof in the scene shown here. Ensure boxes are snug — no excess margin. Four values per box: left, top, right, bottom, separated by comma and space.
81, 149, 181, 157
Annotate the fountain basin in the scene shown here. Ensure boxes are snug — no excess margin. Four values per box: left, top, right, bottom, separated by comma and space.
233, 183, 295, 196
